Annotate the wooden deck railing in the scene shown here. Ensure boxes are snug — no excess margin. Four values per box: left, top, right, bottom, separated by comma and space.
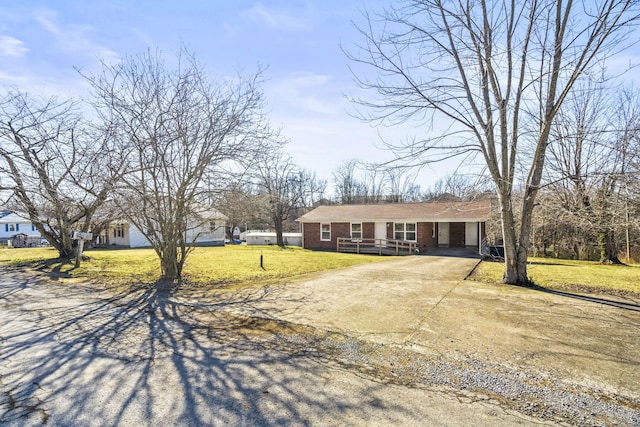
337, 238, 418, 255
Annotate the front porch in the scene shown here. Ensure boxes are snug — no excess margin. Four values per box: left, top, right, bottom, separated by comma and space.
337, 237, 418, 255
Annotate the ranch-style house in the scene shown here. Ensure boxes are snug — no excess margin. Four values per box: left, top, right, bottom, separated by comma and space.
297, 200, 491, 254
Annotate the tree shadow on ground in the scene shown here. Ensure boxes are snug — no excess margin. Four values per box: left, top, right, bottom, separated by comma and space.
0, 271, 407, 425
516, 282, 640, 312
526, 261, 577, 267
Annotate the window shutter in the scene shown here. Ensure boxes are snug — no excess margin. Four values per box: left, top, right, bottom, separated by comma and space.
16, 224, 19, 231
4, 224, 7, 232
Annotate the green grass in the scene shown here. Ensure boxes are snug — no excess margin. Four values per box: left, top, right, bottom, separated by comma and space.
470, 257, 640, 295
0, 245, 387, 289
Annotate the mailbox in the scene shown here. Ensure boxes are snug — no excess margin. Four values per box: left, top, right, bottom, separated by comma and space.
73, 232, 93, 240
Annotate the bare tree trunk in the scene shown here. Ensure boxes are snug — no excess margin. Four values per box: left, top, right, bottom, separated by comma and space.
598, 226, 622, 264
500, 193, 529, 284
159, 244, 182, 281
274, 218, 285, 248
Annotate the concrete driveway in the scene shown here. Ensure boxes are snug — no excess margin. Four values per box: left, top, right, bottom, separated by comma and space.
219, 254, 640, 424
224, 254, 482, 345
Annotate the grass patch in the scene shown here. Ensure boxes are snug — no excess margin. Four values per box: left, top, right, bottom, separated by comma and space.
470, 257, 640, 296
0, 245, 387, 289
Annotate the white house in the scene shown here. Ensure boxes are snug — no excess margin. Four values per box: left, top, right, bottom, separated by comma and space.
95, 208, 228, 248
0, 211, 43, 245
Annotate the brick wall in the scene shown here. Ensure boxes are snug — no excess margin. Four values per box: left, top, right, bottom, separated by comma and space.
304, 220, 486, 251
450, 222, 466, 248
302, 222, 350, 251
417, 222, 436, 252
363, 222, 374, 239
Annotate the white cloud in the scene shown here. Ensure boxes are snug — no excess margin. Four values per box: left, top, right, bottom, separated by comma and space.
35, 12, 61, 35
0, 35, 29, 57
269, 72, 344, 115
244, 3, 313, 32
34, 9, 119, 63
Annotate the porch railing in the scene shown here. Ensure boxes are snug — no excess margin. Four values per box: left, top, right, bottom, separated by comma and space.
337, 237, 417, 255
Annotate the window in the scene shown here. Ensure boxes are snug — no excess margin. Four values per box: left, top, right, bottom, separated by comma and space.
394, 222, 417, 241
113, 224, 125, 238
6, 224, 15, 232
320, 223, 331, 241
406, 223, 416, 241
351, 223, 362, 241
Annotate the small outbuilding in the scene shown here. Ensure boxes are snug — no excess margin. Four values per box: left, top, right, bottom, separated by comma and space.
10, 233, 42, 248
245, 231, 302, 247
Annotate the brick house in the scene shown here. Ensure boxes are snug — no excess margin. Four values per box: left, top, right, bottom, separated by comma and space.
296, 200, 491, 254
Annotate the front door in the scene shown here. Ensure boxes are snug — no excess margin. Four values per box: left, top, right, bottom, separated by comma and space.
375, 222, 387, 247
465, 222, 479, 247
438, 222, 450, 247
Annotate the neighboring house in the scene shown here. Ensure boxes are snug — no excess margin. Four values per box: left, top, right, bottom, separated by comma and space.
0, 211, 43, 245
245, 231, 302, 247
94, 208, 228, 248
296, 200, 491, 254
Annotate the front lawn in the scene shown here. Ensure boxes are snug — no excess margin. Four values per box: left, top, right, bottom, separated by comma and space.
0, 245, 387, 289
470, 257, 640, 296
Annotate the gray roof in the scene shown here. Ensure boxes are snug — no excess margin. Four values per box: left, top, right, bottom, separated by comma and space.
297, 200, 491, 223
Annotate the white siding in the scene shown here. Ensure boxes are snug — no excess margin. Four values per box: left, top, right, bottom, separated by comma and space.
128, 225, 151, 248
246, 232, 302, 246
0, 213, 41, 242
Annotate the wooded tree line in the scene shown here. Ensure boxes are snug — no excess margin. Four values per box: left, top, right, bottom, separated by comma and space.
532, 84, 640, 263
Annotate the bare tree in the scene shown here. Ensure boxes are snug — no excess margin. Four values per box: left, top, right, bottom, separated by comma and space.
332, 160, 423, 203
254, 150, 306, 247
291, 169, 327, 210
214, 180, 270, 241
348, 0, 640, 284
545, 84, 640, 262
0, 90, 122, 259
384, 167, 420, 202
332, 159, 366, 204
423, 172, 493, 202
85, 47, 271, 282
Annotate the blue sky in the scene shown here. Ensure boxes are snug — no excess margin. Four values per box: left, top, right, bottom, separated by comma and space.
2, 1, 639, 191
0, 0, 424, 186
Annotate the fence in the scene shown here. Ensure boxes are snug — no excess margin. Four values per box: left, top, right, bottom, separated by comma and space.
337, 238, 418, 256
